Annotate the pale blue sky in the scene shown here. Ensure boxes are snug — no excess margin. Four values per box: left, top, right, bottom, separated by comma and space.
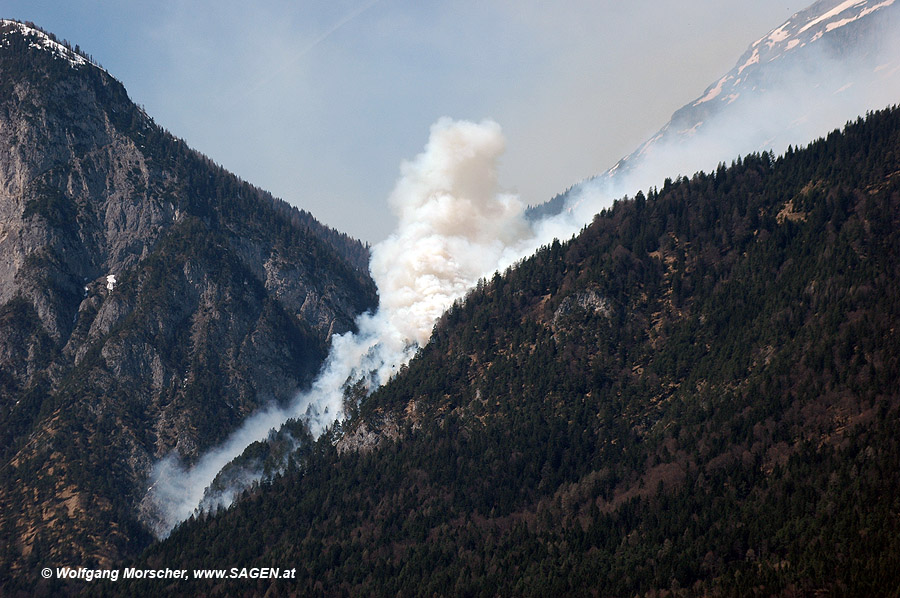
4, 1, 804, 242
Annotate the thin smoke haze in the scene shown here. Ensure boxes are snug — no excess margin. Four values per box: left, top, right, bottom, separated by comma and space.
143, 1, 900, 537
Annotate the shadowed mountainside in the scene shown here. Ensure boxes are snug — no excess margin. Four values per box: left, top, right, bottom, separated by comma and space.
0, 19, 376, 581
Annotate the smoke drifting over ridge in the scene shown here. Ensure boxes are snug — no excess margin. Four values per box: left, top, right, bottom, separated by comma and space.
144, 118, 535, 536
143, 0, 900, 537
560, 0, 900, 227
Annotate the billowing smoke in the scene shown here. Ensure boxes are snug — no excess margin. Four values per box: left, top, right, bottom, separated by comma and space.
144, 118, 534, 536
144, 2, 900, 537
371, 118, 532, 347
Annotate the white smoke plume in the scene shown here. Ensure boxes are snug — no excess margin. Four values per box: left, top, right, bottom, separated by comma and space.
371, 118, 532, 347
144, 117, 534, 536
144, 4, 900, 537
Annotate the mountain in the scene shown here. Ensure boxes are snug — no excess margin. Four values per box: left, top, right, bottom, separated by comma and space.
107, 105, 900, 597
0, 19, 376, 581
620, 0, 900, 172
530, 0, 900, 220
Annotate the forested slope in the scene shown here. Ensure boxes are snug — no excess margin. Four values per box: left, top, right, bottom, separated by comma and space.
104, 106, 900, 597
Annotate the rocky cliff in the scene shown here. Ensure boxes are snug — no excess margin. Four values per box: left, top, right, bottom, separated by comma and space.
0, 19, 377, 577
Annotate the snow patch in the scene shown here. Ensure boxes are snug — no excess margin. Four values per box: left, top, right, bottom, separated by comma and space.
694, 76, 731, 105
106, 275, 117, 291
861, 0, 897, 16
826, 16, 859, 31
825, 0, 896, 32
637, 133, 664, 158
738, 48, 760, 75
679, 121, 704, 136
786, 39, 801, 51
0, 19, 88, 68
799, 0, 866, 34
766, 25, 791, 48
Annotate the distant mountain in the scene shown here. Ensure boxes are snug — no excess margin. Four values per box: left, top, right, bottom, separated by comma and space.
620, 0, 900, 172
530, 0, 900, 220
120, 106, 900, 597
0, 19, 376, 581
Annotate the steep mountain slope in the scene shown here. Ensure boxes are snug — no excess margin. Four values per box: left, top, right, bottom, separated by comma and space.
0, 20, 376, 580
621, 0, 900, 171
531, 0, 900, 220
112, 107, 900, 597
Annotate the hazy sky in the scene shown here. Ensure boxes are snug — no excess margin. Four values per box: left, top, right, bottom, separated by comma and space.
4, 1, 806, 242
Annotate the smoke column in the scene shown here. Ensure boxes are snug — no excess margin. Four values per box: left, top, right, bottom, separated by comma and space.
145, 5, 900, 535
144, 118, 534, 536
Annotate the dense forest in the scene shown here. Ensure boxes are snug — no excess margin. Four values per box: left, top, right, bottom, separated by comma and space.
62, 105, 900, 598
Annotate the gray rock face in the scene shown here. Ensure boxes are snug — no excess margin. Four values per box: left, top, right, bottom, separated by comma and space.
551, 287, 613, 341
335, 418, 400, 456
553, 288, 612, 326
0, 20, 377, 575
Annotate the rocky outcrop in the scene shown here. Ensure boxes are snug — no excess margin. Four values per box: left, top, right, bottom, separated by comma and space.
551, 287, 612, 337
0, 20, 377, 579
335, 417, 400, 456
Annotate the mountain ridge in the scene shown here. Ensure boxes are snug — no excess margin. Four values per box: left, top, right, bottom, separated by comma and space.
529, 0, 900, 221
623, 0, 900, 170
0, 17, 376, 580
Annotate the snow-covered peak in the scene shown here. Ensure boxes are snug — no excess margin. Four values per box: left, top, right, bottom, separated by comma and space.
0, 19, 90, 68
578, 0, 900, 199
693, 0, 896, 108
751, 0, 894, 63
